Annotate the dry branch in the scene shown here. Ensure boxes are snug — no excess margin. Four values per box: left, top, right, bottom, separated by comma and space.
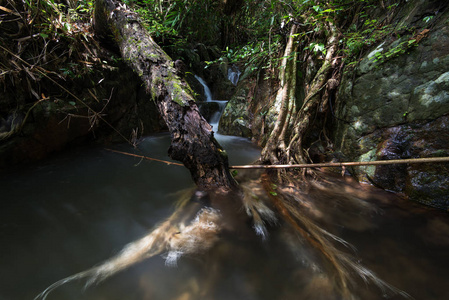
105, 148, 184, 166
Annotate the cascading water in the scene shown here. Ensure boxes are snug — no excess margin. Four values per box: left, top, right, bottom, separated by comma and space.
194, 75, 228, 130
227, 65, 241, 86
208, 101, 227, 129
194, 75, 213, 102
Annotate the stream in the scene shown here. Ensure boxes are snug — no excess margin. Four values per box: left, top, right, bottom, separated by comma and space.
1, 76, 449, 300
1, 131, 449, 300
0, 132, 262, 300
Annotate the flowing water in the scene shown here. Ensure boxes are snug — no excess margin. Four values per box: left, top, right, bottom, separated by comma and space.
0, 133, 449, 300
227, 65, 241, 86
194, 76, 213, 102
2, 78, 449, 299
194, 75, 228, 129
0, 133, 259, 300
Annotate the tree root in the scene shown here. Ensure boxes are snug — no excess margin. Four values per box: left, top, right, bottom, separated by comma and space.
259, 171, 412, 299
35, 173, 412, 300
34, 191, 221, 300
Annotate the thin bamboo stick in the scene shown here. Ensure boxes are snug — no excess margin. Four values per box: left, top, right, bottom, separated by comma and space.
105, 148, 449, 170
105, 149, 184, 166
229, 156, 449, 169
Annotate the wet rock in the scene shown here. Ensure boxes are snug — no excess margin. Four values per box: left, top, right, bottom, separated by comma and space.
335, 116, 449, 209
219, 84, 252, 137
406, 164, 449, 210
194, 43, 211, 62
222, 117, 252, 137
219, 70, 276, 144
203, 64, 236, 100
333, 3, 449, 209
0, 58, 163, 168
199, 101, 220, 122
0, 111, 24, 134
174, 59, 187, 77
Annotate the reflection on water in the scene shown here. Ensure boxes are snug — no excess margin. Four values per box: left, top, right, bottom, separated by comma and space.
0, 134, 449, 300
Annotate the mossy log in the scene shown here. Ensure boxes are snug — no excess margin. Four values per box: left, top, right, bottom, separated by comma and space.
95, 0, 235, 190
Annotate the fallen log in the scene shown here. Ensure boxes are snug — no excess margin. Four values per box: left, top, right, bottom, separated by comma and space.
95, 0, 236, 190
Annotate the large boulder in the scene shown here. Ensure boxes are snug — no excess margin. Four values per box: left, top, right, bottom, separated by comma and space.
333, 1, 449, 208
219, 83, 253, 137
219, 69, 276, 143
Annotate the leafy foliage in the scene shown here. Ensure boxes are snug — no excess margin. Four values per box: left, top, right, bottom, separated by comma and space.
0, 0, 99, 86
195, 0, 410, 79
370, 28, 429, 64
132, 0, 222, 46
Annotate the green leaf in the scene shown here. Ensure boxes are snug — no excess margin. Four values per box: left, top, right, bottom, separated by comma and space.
423, 16, 434, 23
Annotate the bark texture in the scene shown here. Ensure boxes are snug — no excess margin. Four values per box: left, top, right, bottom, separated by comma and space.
95, 0, 235, 190
260, 21, 341, 174
261, 24, 298, 164
287, 22, 340, 165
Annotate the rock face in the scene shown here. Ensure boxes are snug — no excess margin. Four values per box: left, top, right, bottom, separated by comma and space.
333, 1, 449, 209
220, 74, 275, 142
219, 83, 253, 137
0, 57, 164, 168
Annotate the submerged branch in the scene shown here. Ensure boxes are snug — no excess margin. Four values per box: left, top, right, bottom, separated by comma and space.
105, 148, 184, 166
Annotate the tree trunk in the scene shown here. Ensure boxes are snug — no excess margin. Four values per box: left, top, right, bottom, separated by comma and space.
260, 24, 298, 164
95, 0, 236, 191
286, 22, 340, 165
260, 21, 340, 175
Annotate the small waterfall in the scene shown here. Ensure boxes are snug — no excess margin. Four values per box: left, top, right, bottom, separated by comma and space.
195, 75, 228, 130
194, 75, 213, 101
209, 101, 228, 129
227, 65, 241, 86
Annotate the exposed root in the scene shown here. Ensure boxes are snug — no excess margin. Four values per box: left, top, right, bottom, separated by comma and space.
258, 171, 412, 299
165, 207, 221, 267
36, 173, 412, 300
241, 184, 278, 239
34, 194, 221, 300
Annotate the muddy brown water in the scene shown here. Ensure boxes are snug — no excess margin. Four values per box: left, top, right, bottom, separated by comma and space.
0, 133, 448, 300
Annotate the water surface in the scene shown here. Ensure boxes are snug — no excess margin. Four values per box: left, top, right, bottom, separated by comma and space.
0, 134, 448, 300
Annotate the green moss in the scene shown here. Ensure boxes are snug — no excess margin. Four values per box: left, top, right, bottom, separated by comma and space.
149, 76, 163, 100
165, 71, 194, 107
171, 81, 186, 106
358, 149, 377, 179
431, 149, 448, 157
110, 24, 122, 43
153, 75, 163, 86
